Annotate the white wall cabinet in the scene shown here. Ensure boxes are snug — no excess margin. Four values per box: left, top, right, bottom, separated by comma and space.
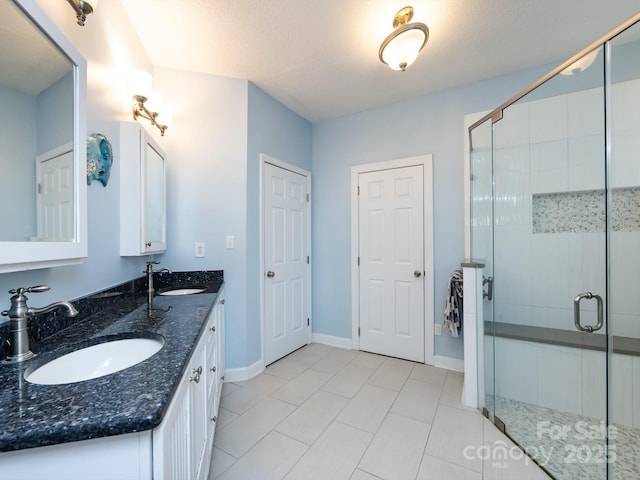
119, 122, 167, 256
0, 291, 226, 480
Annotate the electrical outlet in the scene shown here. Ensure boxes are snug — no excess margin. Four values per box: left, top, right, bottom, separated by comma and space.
434, 323, 442, 336
195, 242, 205, 257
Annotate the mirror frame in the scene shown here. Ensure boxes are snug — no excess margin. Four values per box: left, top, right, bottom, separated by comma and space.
0, 0, 87, 273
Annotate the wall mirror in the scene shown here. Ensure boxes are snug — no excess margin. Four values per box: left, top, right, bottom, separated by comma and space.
0, 0, 87, 273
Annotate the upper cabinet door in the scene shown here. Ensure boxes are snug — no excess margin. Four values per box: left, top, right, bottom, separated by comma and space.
120, 122, 167, 256
0, 0, 87, 273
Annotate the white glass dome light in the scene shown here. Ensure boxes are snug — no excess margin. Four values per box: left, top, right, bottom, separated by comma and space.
379, 6, 429, 72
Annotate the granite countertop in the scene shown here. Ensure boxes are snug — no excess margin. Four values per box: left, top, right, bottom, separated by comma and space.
0, 271, 223, 453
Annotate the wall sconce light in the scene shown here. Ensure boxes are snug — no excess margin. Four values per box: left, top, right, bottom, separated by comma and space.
66, 0, 98, 26
129, 70, 171, 136
379, 6, 429, 71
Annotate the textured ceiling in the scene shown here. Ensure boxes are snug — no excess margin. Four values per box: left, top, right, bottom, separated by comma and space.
123, 1, 638, 122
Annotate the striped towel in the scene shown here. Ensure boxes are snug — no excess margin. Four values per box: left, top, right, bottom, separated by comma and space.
444, 269, 464, 337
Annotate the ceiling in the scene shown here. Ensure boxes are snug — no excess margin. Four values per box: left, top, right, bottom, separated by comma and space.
122, 0, 640, 123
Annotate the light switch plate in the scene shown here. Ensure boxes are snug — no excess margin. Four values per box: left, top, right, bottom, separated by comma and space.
226, 235, 234, 249
195, 242, 205, 257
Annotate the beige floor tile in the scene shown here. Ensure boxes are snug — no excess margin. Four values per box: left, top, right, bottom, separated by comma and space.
216, 431, 307, 480
265, 357, 308, 380
275, 390, 349, 445
367, 357, 414, 391
358, 413, 430, 480
425, 404, 484, 472
284, 421, 373, 480
215, 407, 239, 430
208, 447, 237, 480
416, 454, 481, 480
221, 382, 240, 397
439, 371, 465, 408
350, 469, 382, 480
322, 363, 376, 398
351, 351, 386, 369
311, 348, 359, 374
409, 363, 448, 386
270, 368, 332, 406
220, 373, 286, 414
214, 397, 295, 458
391, 379, 442, 424
336, 384, 397, 433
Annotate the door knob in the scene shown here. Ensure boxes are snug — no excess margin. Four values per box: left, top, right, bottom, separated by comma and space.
267, 271, 275, 278
414, 270, 422, 278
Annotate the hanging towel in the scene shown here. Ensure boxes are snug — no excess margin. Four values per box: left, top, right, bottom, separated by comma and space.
444, 269, 464, 337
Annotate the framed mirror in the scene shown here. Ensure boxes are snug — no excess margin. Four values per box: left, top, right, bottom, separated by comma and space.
0, 0, 87, 273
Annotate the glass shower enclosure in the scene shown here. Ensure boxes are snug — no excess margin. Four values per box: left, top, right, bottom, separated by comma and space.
469, 13, 640, 480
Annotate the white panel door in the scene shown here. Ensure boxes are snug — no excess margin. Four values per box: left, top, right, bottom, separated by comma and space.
264, 162, 309, 365
37, 149, 74, 241
358, 165, 424, 362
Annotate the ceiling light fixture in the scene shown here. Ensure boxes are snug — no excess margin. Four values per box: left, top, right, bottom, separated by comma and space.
560, 49, 599, 76
129, 70, 170, 136
66, 0, 98, 26
379, 6, 429, 72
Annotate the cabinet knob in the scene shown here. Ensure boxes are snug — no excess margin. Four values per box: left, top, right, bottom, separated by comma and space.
210, 366, 216, 372
190, 366, 203, 383
220, 299, 225, 305
211, 416, 217, 422
210, 325, 216, 332
145, 241, 152, 247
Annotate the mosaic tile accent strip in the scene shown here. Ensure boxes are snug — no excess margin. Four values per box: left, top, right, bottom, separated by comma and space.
532, 187, 640, 233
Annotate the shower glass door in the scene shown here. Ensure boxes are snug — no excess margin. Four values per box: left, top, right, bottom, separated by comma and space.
607, 20, 640, 480
490, 46, 608, 480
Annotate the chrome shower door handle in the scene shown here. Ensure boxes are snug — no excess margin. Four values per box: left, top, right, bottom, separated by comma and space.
573, 292, 604, 333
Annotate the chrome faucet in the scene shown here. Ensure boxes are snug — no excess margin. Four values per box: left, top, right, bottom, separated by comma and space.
145, 260, 171, 306
1, 285, 78, 363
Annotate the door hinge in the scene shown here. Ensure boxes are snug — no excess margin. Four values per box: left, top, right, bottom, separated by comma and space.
357, 257, 360, 266
306, 193, 310, 202
357, 185, 360, 195
307, 255, 310, 264
307, 318, 310, 326
358, 327, 360, 336
37, 183, 41, 194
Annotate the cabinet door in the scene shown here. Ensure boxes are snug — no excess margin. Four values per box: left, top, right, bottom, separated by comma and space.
217, 295, 225, 391
189, 340, 208, 480
120, 122, 167, 256
153, 373, 190, 480
142, 141, 166, 253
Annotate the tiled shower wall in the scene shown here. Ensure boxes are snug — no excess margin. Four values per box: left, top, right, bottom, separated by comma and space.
471, 78, 640, 337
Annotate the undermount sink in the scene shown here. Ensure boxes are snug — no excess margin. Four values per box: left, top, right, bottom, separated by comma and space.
25, 336, 164, 385
158, 287, 206, 296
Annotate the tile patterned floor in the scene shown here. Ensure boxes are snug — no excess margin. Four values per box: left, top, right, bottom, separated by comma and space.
208, 343, 550, 480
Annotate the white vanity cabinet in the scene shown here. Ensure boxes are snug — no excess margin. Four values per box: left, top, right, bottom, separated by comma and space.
119, 122, 167, 256
153, 290, 225, 480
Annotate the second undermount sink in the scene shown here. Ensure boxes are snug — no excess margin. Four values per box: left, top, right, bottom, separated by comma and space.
158, 287, 206, 296
25, 336, 164, 385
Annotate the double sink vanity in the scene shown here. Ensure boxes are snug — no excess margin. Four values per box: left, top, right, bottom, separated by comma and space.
0, 2, 227, 478
0, 270, 225, 480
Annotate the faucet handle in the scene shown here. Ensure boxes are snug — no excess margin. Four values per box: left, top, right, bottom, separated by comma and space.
8, 285, 51, 295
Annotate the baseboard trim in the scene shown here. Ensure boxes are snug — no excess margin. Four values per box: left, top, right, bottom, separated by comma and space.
434, 355, 464, 372
224, 359, 264, 382
312, 333, 352, 349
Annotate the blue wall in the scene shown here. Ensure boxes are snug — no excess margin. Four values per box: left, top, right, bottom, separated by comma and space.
246, 83, 312, 366
311, 64, 555, 359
